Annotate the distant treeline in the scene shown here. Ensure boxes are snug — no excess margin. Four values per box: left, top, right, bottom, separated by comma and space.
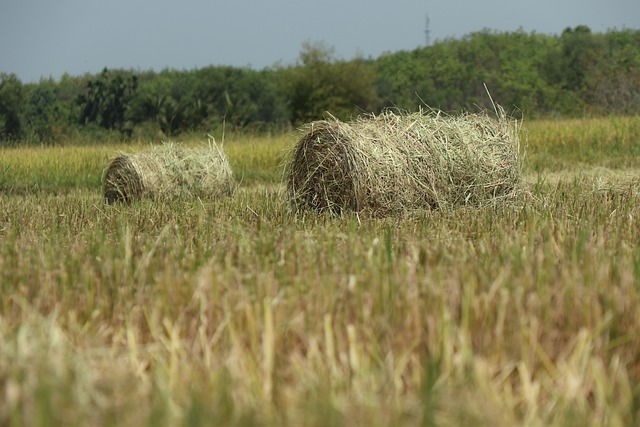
1, 26, 639, 144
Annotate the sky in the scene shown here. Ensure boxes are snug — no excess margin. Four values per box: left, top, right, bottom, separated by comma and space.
1, 0, 639, 83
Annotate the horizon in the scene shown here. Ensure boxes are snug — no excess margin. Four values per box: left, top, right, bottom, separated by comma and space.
2, 0, 639, 83
4, 26, 637, 85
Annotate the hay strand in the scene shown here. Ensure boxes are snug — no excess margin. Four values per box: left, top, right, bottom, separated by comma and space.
103, 138, 235, 203
287, 108, 523, 215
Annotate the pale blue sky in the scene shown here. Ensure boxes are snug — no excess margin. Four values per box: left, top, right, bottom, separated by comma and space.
1, 0, 638, 83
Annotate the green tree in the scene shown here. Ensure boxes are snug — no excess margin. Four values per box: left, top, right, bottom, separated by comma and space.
22, 78, 76, 142
0, 73, 24, 140
376, 51, 421, 109
287, 42, 380, 124
127, 70, 205, 137
541, 25, 605, 115
584, 29, 640, 114
192, 66, 289, 130
558, 26, 600, 92
78, 68, 138, 133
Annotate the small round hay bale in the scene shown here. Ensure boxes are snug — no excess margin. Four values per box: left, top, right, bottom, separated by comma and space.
287, 109, 522, 215
103, 140, 235, 203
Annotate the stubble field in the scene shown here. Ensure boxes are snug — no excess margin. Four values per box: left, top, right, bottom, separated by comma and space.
1, 116, 640, 426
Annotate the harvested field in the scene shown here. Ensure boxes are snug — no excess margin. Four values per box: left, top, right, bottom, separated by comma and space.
1, 117, 640, 426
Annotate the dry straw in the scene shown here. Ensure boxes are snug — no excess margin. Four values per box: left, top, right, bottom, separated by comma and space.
287, 107, 523, 215
103, 138, 235, 203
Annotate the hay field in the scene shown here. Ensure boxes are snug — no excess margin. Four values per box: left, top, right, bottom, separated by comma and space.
1, 117, 640, 426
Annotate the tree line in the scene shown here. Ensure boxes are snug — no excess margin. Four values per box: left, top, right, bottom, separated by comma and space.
1, 26, 639, 144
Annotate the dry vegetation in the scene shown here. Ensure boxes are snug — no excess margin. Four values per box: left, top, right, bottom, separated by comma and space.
287, 109, 522, 215
1, 116, 640, 426
103, 139, 235, 203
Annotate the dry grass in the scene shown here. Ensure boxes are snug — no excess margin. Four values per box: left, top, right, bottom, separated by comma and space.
1, 116, 640, 426
287, 108, 523, 215
102, 138, 235, 203
1, 180, 639, 427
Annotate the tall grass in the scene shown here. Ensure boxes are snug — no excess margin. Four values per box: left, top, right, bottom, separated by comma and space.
0, 145, 115, 192
1, 116, 639, 426
0, 134, 293, 193
525, 115, 640, 171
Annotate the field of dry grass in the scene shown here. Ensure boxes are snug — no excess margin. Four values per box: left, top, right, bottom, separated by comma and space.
1, 116, 639, 426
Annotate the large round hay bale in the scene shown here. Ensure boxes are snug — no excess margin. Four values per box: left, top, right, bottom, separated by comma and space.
103, 141, 235, 203
287, 109, 522, 215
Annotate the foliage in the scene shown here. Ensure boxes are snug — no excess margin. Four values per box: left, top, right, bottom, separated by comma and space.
2, 27, 640, 143
286, 41, 380, 124
0, 73, 24, 141
126, 70, 204, 137
126, 66, 289, 137
22, 74, 87, 143
77, 68, 139, 133
583, 29, 640, 114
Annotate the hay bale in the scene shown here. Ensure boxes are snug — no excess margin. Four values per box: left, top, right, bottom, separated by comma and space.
103, 139, 235, 203
287, 108, 523, 215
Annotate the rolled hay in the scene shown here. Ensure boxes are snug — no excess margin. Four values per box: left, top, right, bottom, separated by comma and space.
287, 108, 523, 215
103, 139, 235, 203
